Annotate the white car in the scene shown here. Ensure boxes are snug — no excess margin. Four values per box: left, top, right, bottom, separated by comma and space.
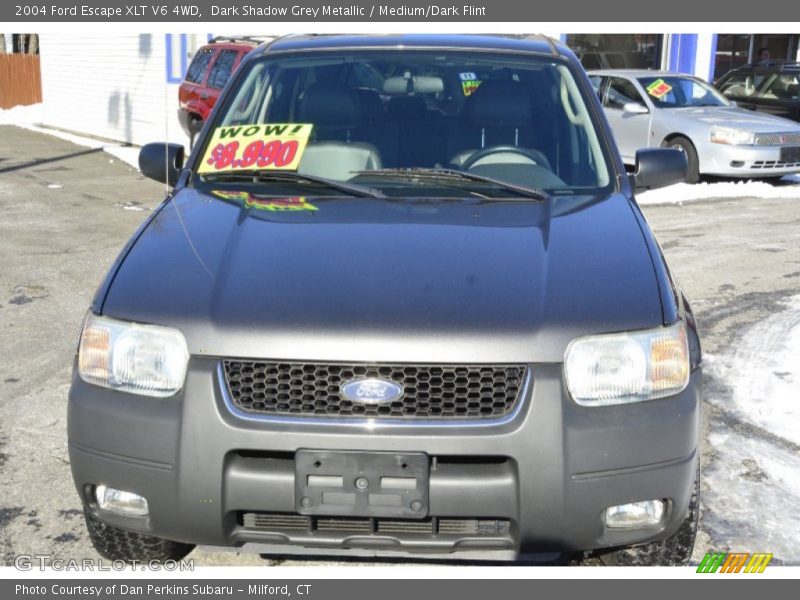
589, 70, 800, 182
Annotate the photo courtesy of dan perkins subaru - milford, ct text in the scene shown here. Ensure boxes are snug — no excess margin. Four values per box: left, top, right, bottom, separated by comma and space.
209, 4, 487, 17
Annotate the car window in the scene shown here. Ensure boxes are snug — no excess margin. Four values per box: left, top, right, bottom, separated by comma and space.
757, 74, 800, 100
580, 53, 602, 70
718, 73, 756, 98
637, 76, 729, 108
208, 50, 239, 89
605, 77, 645, 109
588, 75, 604, 100
204, 51, 614, 193
606, 54, 627, 69
185, 49, 214, 84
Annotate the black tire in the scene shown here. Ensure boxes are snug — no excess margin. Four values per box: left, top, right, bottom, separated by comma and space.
584, 464, 700, 566
663, 136, 700, 184
83, 508, 195, 563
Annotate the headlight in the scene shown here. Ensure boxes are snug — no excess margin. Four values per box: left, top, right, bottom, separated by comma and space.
564, 321, 690, 406
709, 126, 755, 145
78, 313, 189, 397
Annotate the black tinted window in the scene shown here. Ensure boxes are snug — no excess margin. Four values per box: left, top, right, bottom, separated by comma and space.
605, 77, 644, 109
185, 49, 213, 84
208, 50, 238, 89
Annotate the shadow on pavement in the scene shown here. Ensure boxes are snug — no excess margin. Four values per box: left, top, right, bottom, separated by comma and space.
0, 147, 103, 174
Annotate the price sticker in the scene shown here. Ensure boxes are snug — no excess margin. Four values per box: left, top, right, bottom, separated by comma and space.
198, 123, 314, 174
646, 79, 673, 99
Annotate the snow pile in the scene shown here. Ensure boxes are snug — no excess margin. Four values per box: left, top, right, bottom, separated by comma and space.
702, 295, 800, 564
722, 297, 800, 446
0, 102, 44, 125
638, 179, 800, 205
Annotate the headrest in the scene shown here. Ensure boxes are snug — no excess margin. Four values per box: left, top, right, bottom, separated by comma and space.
355, 88, 385, 123
298, 82, 360, 130
465, 79, 532, 128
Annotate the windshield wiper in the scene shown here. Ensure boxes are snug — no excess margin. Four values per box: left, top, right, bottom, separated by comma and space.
352, 167, 549, 201
200, 170, 385, 198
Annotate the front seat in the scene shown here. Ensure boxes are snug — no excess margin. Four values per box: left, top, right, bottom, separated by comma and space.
449, 79, 551, 170
297, 82, 382, 181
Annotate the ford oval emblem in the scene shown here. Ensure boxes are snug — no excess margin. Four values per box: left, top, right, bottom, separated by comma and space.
340, 378, 404, 404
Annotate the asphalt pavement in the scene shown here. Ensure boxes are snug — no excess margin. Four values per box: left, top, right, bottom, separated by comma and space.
1, 125, 799, 567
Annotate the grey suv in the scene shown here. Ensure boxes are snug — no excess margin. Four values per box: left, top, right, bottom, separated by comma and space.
68, 34, 701, 565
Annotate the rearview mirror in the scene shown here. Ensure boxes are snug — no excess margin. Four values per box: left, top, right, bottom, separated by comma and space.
623, 102, 649, 115
139, 143, 185, 187
632, 148, 687, 192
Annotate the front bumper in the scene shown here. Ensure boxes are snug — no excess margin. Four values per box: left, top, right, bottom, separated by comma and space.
68, 357, 701, 560
700, 142, 800, 176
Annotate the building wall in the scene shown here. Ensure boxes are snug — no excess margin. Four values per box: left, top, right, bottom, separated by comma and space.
38, 34, 206, 146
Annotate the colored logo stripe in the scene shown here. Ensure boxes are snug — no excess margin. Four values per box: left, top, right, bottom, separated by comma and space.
744, 553, 773, 573
697, 552, 773, 573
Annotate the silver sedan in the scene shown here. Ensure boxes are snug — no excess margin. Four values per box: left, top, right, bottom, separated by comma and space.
589, 69, 800, 182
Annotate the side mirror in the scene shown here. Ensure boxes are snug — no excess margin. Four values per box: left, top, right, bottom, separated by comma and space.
623, 102, 649, 115
139, 143, 185, 187
632, 148, 687, 192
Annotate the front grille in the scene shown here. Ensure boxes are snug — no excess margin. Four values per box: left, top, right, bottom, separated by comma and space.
751, 159, 800, 169
222, 361, 527, 420
241, 512, 511, 537
755, 132, 800, 146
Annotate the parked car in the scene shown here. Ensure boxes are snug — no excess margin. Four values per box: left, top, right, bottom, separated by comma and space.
70, 34, 702, 566
578, 51, 630, 70
715, 61, 800, 123
590, 69, 800, 182
178, 36, 272, 146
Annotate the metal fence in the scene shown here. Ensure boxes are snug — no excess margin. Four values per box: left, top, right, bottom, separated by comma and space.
0, 54, 42, 109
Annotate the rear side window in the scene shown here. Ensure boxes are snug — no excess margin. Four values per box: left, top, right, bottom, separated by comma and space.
605, 77, 644, 109
758, 74, 800, 100
185, 49, 214, 84
208, 50, 239, 89
719, 73, 756, 98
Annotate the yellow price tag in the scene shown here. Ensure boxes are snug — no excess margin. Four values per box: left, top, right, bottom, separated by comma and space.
198, 123, 314, 174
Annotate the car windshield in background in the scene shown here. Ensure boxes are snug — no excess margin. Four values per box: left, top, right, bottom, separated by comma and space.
638, 76, 731, 108
198, 51, 612, 197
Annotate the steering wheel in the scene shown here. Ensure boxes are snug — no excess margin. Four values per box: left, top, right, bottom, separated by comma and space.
461, 145, 552, 171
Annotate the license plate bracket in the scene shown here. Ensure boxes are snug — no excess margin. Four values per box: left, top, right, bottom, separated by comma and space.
780, 146, 800, 162
295, 450, 429, 518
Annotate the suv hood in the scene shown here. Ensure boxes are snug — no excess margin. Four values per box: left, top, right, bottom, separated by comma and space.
101, 189, 664, 363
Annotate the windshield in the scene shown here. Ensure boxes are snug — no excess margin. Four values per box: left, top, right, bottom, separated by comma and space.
196, 50, 613, 197
638, 76, 731, 108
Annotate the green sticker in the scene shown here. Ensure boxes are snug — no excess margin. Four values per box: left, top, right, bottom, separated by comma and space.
646, 79, 673, 99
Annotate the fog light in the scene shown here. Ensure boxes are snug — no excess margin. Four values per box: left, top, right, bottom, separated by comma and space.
605, 500, 665, 528
95, 485, 149, 517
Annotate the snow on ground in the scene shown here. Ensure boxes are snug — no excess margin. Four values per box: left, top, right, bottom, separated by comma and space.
0, 102, 44, 126
714, 296, 800, 447
638, 178, 800, 205
0, 103, 140, 169
702, 295, 800, 564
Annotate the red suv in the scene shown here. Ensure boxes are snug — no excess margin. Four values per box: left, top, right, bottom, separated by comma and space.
178, 36, 272, 146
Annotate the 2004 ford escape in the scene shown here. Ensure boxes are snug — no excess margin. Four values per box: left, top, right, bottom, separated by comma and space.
68, 35, 702, 565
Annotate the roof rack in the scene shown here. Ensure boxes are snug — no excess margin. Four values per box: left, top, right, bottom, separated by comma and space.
209, 35, 275, 45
